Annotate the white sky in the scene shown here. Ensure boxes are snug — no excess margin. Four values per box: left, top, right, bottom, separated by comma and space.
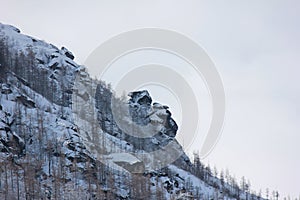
1, 0, 300, 198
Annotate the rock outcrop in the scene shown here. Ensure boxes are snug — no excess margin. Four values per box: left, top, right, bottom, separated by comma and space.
128, 90, 178, 137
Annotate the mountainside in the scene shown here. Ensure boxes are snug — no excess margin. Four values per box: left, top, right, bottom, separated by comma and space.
0, 23, 264, 200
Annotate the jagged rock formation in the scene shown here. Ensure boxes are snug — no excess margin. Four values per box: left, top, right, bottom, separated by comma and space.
128, 90, 152, 126
128, 90, 178, 138
0, 23, 265, 200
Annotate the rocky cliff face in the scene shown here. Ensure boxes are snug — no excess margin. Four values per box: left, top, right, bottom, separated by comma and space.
0, 23, 264, 200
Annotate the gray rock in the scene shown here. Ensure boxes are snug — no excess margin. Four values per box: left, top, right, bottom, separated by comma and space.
61, 46, 75, 60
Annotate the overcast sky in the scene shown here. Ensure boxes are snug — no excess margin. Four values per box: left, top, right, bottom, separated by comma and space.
1, 0, 300, 198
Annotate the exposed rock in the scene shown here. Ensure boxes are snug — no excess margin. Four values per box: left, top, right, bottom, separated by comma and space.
1, 84, 12, 94
128, 90, 152, 105
0, 110, 25, 155
128, 91, 178, 138
16, 95, 36, 108
153, 102, 169, 109
128, 90, 152, 126
61, 46, 75, 60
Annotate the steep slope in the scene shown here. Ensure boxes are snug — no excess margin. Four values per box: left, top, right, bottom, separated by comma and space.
0, 23, 264, 200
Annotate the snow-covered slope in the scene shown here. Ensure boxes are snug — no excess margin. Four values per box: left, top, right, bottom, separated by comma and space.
0, 23, 264, 200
